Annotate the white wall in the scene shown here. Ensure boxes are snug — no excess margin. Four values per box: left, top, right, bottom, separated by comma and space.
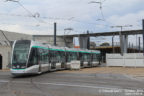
0, 46, 11, 69
106, 53, 144, 67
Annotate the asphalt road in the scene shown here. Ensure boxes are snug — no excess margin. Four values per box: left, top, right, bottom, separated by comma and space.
0, 71, 144, 96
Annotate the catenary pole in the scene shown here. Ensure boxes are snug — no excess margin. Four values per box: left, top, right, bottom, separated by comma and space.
54, 22, 57, 46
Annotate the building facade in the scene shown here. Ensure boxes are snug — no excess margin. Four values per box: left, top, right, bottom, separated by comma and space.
0, 31, 32, 69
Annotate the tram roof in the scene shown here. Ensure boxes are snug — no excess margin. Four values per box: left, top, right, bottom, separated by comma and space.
31, 40, 100, 54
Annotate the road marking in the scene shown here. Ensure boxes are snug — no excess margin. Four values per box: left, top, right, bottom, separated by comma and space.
0, 80, 9, 83
0, 80, 141, 91
0, 80, 120, 90
37, 82, 121, 90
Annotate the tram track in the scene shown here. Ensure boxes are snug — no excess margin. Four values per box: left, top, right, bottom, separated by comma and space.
30, 77, 53, 96
6, 77, 17, 96
1, 76, 52, 96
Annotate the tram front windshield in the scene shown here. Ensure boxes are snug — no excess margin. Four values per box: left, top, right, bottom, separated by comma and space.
12, 40, 31, 69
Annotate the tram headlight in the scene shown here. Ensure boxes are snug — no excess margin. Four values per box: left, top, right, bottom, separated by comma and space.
17, 65, 20, 68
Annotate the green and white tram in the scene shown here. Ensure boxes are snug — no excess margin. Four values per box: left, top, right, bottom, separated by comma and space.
11, 40, 101, 76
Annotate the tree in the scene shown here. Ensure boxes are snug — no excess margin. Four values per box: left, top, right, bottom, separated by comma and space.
90, 42, 96, 48
100, 42, 110, 46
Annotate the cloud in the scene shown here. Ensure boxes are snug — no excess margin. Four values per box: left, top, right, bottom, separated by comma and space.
0, 24, 54, 35
0, 0, 144, 35
107, 10, 144, 30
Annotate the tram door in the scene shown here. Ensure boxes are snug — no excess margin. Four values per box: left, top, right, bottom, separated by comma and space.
51, 62, 56, 69
0, 55, 2, 69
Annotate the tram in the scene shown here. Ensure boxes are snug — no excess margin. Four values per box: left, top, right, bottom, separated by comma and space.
11, 40, 101, 76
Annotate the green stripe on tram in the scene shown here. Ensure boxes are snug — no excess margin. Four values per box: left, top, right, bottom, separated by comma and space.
32, 46, 65, 51
49, 48, 65, 51
12, 69, 25, 70
32, 46, 48, 50
32, 46, 100, 54
66, 50, 78, 52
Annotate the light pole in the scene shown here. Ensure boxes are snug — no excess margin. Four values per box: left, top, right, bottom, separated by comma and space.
139, 37, 141, 53
54, 22, 57, 46
112, 35, 115, 53
111, 25, 132, 55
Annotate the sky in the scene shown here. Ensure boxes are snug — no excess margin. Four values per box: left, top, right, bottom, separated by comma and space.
0, 0, 144, 46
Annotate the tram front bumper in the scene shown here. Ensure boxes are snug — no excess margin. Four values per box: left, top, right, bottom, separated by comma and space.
11, 69, 26, 76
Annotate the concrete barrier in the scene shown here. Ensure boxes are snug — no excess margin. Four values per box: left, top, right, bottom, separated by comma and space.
70, 61, 80, 70
106, 53, 144, 67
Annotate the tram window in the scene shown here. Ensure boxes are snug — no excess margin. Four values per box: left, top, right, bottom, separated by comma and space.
82, 53, 90, 62
57, 51, 59, 62
68, 52, 71, 61
43, 49, 49, 64
68, 52, 72, 62
72, 52, 77, 60
54, 51, 58, 63
66, 52, 71, 62
67, 52, 77, 62
57, 51, 62, 63
79, 53, 83, 61
65, 52, 69, 62
93, 54, 98, 61
65, 51, 78, 62
11, 40, 31, 69
82, 53, 85, 61
27, 48, 38, 67
97, 54, 101, 61
55, 51, 65, 63
39, 49, 49, 64
49, 50, 58, 63
84, 54, 87, 61
38, 48, 42, 64
49, 50, 54, 63
60, 51, 66, 63
44, 51, 49, 64
86, 54, 89, 61
12, 41, 30, 69
77, 52, 80, 60
92, 54, 95, 61
88, 53, 91, 61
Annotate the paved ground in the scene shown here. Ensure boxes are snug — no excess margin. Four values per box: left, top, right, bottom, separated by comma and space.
58, 67, 144, 77
0, 68, 144, 96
